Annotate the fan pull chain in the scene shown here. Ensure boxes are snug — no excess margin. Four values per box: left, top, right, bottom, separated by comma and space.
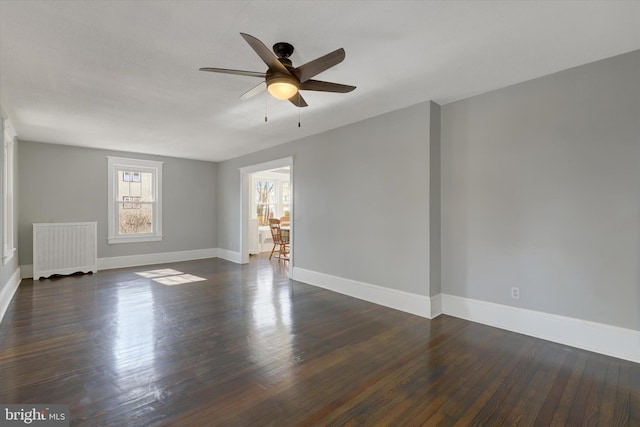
298, 108, 301, 128
265, 93, 268, 123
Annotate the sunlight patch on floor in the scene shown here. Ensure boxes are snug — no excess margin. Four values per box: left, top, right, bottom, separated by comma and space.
136, 269, 206, 286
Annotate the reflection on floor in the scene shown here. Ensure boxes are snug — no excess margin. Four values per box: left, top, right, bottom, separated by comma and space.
0, 257, 637, 425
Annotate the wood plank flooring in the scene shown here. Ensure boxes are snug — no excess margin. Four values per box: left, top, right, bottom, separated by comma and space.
0, 256, 638, 426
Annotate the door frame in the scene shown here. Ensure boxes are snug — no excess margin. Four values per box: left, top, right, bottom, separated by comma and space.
239, 156, 293, 275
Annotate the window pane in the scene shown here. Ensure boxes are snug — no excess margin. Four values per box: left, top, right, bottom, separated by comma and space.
282, 182, 289, 204
256, 203, 276, 226
119, 203, 153, 234
255, 180, 275, 204
118, 170, 154, 202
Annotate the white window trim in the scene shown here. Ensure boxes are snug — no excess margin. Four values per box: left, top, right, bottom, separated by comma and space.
107, 156, 163, 244
2, 119, 16, 264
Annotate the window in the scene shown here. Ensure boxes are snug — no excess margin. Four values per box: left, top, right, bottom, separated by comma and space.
281, 181, 290, 217
107, 157, 163, 244
2, 119, 16, 264
255, 179, 276, 226
253, 174, 290, 226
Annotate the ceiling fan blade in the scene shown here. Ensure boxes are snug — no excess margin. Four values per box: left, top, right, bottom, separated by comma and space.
300, 79, 356, 93
289, 93, 308, 108
240, 82, 266, 100
199, 67, 266, 78
293, 48, 345, 83
240, 33, 292, 76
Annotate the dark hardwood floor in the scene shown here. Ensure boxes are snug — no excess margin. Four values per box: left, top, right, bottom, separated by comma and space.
0, 255, 638, 426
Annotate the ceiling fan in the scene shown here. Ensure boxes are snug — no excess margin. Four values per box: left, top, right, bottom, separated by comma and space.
199, 33, 356, 107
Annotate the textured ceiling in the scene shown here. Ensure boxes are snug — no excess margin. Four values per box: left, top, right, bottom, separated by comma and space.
1, 1, 638, 161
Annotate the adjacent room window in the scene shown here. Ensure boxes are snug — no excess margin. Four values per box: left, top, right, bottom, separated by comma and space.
255, 179, 276, 226
253, 175, 290, 226
107, 157, 163, 244
281, 181, 290, 218
2, 121, 16, 264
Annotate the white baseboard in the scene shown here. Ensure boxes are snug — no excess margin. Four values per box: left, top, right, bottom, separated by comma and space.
292, 267, 433, 318
0, 267, 21, 324
20, 264, 33, 279
441, 294, 639, 364
98, 248, 219, 270
217, 249, 242, 264
430, 294, 443, 317
285, 268, 639, 362
21, 248, 222, 278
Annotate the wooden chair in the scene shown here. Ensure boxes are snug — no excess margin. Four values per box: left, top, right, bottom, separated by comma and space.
268, 218, 289, 260
279, 216, 290, 227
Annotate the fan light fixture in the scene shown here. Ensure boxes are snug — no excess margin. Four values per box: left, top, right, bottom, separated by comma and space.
267, 78, 299, 100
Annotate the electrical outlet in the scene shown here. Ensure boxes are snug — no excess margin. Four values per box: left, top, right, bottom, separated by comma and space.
511, 287, 520, 299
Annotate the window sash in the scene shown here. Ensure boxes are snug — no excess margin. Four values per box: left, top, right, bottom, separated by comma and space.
107, 157, 163, 244
115, 168, 156, 201
252, 176, 290, 221
116, 201, 156, 235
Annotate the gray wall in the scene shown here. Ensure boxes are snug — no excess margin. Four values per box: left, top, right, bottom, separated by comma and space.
18, 141, 218, 264
441, 50, 640, 330
218, 102, 434, 296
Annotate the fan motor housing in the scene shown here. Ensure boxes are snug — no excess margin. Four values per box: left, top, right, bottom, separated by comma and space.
266, 69, 299, 85
273, 42, 294, 58
273, 42, 294, 69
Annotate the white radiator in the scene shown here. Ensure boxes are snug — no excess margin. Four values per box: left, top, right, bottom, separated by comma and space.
33, 222, 98, 280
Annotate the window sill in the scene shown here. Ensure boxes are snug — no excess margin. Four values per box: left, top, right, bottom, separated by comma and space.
108, 235, 163, 245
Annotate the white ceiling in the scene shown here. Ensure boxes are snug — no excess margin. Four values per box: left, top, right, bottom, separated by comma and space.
1, 1, 638, 162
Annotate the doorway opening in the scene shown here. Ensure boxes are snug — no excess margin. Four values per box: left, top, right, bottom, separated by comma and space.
250, 167, 291, 257
239, 157, 293, 276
